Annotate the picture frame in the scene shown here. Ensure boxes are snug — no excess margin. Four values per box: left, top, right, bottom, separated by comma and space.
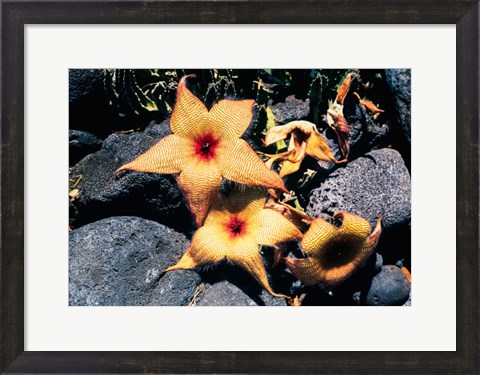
1, 1, 478, 373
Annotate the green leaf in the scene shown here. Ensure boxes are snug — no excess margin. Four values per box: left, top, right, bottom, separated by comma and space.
266, 107, 287, 152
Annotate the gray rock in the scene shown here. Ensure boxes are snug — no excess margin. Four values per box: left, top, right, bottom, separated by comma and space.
375, 253, 384, 273
69, 130, 103, 166
69, 69, 114, 136
384, 69, 411, 143
69, 121, 193, 233
343, 95, 389, 157
69, 216, 200, 306
270, 95, 310, 124
197, 280, 287, 306
352, 291, 361, 305
69, 69, 105, 104
307, 148, 411, 230
403, 290, 412, 306
366, 265, 411, 306
316, 99, 388, 172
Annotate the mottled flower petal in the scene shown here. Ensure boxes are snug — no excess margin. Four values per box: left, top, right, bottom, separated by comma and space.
223, 186, 266, 218
299, 216, 338, 257
219, 139, 287, 192
229, 237, 286, 298
165, 225, 227, 271
333, 212, 371, 240
286, 212, 383, 288
210, 99, 255, 139
115, 134, 192, 175
284, 257, 321, 286
170, 76, 210, 139
254, 209, 303, 246
165, 186, 300, 297
177, 162, 222, 227
117, 75, 287, 221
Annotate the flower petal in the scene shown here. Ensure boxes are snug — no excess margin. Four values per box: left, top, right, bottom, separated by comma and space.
223, 186, 266, 217
209, 99, 255, 139
290, 213, 381, 288
204, 187, 267, 239
305, 128, 342, 164
227, 237, 286, 298
285, 257, 322, 286
254, 209, 303, 246
115, 134, 192, 175
170, 76, 210, 139
333, 212, 372, 240
165, 225, 227, 271
301, 218, 338, 255
219, 139, 287, 192
177, 161, 222, 227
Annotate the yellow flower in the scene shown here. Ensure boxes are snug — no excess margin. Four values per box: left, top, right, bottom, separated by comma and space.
165, 187, 303, 297
285, 212, 382, 289
116, 76, 286, 226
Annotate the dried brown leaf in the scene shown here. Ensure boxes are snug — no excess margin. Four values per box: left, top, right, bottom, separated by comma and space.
335, 72, 358, 105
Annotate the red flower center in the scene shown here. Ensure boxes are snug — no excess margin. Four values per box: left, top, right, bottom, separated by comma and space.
227, 216, 246, 238
194, 133, 219, 161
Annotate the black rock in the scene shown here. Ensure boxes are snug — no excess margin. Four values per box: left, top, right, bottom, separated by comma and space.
69, 69, 115, 137
69, 216, 200, 306
343, 95, 389, 158
403, 291, 412, 306
69, 121, 194, 233
365, 265, 411, 306
384, 69, 411, 143
352, 291, 361, 305
375, 253, 384, 273
197, 262, 289, 306
270, 95, 310, 124
307, 148, 411, 231
197, 280, 287, 306
69, 130, 103, 166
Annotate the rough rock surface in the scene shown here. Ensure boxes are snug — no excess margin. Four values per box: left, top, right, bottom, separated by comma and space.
375, 252, 384, 273
343, 95, 389, 157
307, 148, 411, 230
365, 265, 411, 306
69, 130, 103, 166
69, 121, 194, 233
384, 69, 411, 143
69, 69, 115, 136
196, 262, 288, 306
270, 95, 310, 124
197, 281, 287, 306
69, 216, 200, 306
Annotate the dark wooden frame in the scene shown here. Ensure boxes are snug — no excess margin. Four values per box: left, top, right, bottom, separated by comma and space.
1, 1, 478, 373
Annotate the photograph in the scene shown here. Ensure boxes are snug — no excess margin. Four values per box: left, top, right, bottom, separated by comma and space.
68, 68, 411, 306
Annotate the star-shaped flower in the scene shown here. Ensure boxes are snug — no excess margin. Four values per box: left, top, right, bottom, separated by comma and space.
116, 76, 286, 226
165, 187, 303, 297
285, 212, 382, 289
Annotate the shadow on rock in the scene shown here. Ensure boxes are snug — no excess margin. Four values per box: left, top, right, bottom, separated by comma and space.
69, 121, 195, 235
197, 262, 287, 306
